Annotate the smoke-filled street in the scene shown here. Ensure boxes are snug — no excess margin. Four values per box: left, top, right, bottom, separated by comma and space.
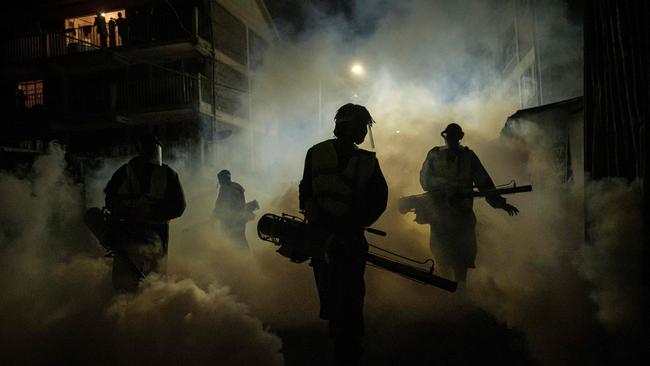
0, 1, 647, 365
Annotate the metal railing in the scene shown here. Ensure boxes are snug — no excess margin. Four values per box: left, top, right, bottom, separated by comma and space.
64, 25, 124, 50
11, 70, 253, 123
66, 73, 199, 115
23, 93, 44, 109
3, 11, 194, 65
116, 74, 197, 112
2, 31, 99, 64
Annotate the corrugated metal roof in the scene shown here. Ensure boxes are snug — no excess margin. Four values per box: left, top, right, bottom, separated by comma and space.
507, 96, 584, 120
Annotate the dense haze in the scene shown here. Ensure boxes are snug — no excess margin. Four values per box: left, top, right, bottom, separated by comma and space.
0, 1, 644, 365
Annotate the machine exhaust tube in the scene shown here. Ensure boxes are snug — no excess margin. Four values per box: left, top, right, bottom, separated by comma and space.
366, 253, 457, 292
257, 213, 457, 292
399, 184, 533, 214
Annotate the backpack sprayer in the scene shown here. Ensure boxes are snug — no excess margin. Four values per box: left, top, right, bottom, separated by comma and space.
257, 213, 458, 292
84, 207, 146, 279
398, 181, 532, 215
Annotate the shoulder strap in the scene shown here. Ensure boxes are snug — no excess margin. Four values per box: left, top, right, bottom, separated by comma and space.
311, 139, 338, 176
148, 165, 168, 200
118, 162, 140, 196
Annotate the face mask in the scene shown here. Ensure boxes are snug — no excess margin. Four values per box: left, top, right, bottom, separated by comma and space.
145, 145, 162, 166
367, 125, 375, 149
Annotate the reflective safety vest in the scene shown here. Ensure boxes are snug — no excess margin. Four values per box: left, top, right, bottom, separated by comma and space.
311, 139, 376, 218
117, 162, 169, 223
429, 145, 473, 209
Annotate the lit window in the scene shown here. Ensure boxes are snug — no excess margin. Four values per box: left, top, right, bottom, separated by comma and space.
17, 80, 44, 109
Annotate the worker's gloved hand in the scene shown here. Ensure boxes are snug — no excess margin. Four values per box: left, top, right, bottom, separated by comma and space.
502, 203, 519, 216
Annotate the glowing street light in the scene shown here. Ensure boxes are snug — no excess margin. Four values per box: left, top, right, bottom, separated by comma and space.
317, 62, 367, 133
350, 63, 365, 76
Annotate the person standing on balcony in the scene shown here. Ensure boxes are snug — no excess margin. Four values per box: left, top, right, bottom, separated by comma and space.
116, 12, 128, 45
108, 18, 117, 47
94, 11, 107, 48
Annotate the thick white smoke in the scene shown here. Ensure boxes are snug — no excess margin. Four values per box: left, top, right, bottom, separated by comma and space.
227, 0, 640, 364
0, 144, 283, 365
0, 1, 643, 365
580, 179, 644, 328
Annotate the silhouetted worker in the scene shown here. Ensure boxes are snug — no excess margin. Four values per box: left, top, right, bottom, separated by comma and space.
299, 103, 388, 365
116, 12, 128, 45
103, 134, 186, 291
94, 11, 107, 48
213, 170, 249, 248
108, 18, 116, 47
420, 123, 518, 284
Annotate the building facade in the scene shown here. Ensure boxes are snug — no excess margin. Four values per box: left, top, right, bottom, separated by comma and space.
1, 0, 277, 172
493, 0, 584, 186
490, 0, 583, 110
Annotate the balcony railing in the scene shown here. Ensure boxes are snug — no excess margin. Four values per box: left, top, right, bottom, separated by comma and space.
9, 71, 253, 126
2, 8, 198, 65
3, 32, 72, 64
19, 93, 44, 109
116, 74, 197, 112
63, 25, 124, 50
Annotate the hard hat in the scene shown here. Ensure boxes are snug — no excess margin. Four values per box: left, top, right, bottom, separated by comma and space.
334, 103, 375, 126
441, 123, 464, 139
217, 169, 231, 180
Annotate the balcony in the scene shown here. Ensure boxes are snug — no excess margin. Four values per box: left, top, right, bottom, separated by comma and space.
64, 72, 202, 123
1, 7, 209, 67
5, 69, 249, 137
62, 73, 247, 128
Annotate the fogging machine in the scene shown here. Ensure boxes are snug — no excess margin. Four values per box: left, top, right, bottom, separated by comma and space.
257, 213, 457, 292
398, 183, 532, 214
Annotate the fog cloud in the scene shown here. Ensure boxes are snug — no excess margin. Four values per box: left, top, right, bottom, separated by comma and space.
1, 1, 643, 365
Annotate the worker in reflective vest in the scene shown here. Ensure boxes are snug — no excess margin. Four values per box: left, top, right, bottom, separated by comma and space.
299, 103, 388, 365
419, 123, 519, 284
104, 134, 186, 291
213, 169, 249, 248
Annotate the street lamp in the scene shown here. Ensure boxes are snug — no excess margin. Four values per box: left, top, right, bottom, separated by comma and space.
350, 63, 365, 77
318, 62, 367, 135
348, 62, 376, 149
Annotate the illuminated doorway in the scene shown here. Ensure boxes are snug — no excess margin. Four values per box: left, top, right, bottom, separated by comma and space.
64, 10, 125, 50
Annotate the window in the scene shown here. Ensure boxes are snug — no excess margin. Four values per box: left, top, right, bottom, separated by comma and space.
216, 61, 247, 91
17, 80, 44, 109
499, 23, 517, 73
520, 65, 537, 107
214, 4, 247, 66
249, 31, 268, 70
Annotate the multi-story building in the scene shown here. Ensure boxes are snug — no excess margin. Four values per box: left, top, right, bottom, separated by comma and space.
491, 0, 583, 109
0, 0, 277, 172
493, 0, 584, 185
